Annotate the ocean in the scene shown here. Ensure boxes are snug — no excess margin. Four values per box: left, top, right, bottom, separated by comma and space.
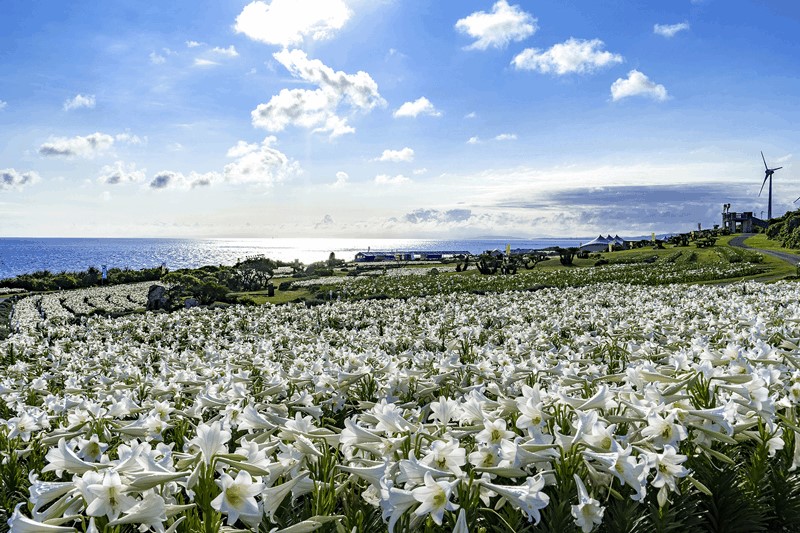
0, 237, 589, 279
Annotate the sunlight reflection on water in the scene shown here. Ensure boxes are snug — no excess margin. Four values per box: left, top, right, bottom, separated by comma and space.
0, 237, 586, 278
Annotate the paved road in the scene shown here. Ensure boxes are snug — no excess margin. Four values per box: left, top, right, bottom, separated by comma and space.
729, 233, 800, 266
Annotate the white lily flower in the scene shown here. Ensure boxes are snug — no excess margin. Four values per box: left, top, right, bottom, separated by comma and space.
76, 434, 108, 463
380, 479, 417, 533
262, 473, 309, 523
186, 421, 230, 465
211, 470, 264, 527
648, 444, 690, 506
85, 470, 137, 522
480, 474, 550, 524
429, 396, 461, 425
372, 400, 415, 435
420, 439, 466, 476
468, 444, 501, 469
108, 493, 168, 532
8, 412, 41, 442
571, 474, 604, 532
453, 508, 469, 533
585, 444, 647, 501
42, 438, 100, 478
338, 460, 388, 489
641, 411, 688, 448
475, 419, 515, 447
398, 452, 452, 488
411, 472, 459, 526
27, 477, 76, 515
7, 503, 76, 532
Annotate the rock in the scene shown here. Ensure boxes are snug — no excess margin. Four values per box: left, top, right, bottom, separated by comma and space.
147, 285, 168, 310
184, 297, 200, 309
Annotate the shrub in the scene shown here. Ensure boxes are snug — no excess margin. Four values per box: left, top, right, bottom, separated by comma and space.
237, 295, 259, 306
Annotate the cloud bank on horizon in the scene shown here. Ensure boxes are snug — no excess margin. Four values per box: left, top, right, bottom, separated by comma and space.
0, 0, 797, 238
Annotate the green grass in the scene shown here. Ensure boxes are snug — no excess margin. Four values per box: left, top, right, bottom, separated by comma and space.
743, 233, 800, 254
245, 289, 311, 305
220, 236, 800, 306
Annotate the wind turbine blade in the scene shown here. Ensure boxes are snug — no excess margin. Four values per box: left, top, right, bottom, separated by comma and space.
759, 174, 769, 196
762, 151, 769, 170
795, 196, 800, 204
774, 166, 783, 171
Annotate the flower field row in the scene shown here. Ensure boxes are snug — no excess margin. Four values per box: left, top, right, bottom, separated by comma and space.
320, 261, 764, 299
10, 282, 161, 332
290, 267, 458, 289
0, 288, 27, 296
2, 279, 800, 531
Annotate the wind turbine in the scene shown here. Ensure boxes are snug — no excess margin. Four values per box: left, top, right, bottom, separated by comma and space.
759, 151, 782, 220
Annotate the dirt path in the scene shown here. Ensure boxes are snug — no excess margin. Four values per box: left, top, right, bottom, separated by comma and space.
729, 234, 800, 266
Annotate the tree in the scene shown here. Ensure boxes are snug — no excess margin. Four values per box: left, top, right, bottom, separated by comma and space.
82, 266, 101, 287
327, 252, 339, 268
556, 247, 578, 266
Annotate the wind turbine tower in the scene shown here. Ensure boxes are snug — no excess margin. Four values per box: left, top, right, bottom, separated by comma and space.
759, 151, 783, 220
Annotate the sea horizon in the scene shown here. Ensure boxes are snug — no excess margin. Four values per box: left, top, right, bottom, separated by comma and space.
0, 235, 620, 279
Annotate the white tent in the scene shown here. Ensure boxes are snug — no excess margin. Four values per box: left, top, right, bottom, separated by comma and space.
580, 234, 628, 252
580, 235, 611, 252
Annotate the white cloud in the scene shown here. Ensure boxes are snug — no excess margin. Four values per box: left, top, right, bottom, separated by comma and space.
413, 168, 428, 175
146, 137, 298, 191
467, 136, 481, 144
64, 94, 95, 111
98, 161, 146, 185
252, 49, 384, 138
149, 51, 166, 64
332, 171, 349, 188
194, 58, 220, 67
401, 208, 473, 225
235, 0, 351, 47
464, 111, 477, 119
512, 38, 623, 75
148, 171, 181, 190
39, 132, 115, 158
149, 170, 222, 190
377, 147, 414, 162
211, 45, 239, 57
0, 100, 7, 110
654, 22, 690, 37
393, 97, 441, 118
186, 40, 203, 48
223, 136, 301, 185
38, 131, 141, 159
1, 168, 40, 191
375, 174, 411, 185
455, 0, 537, 51
495, 133, 517, 141
226, 140, 258, 159
611, 70, 669, 101
115, 133, 144, 145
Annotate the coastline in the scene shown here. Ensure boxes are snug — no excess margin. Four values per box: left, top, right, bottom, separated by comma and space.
0, 236, 588, 279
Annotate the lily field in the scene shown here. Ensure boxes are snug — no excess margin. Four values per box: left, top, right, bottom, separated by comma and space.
3, 246, 800, 532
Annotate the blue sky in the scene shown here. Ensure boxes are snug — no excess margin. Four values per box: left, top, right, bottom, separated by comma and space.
1, 0, 798, 238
